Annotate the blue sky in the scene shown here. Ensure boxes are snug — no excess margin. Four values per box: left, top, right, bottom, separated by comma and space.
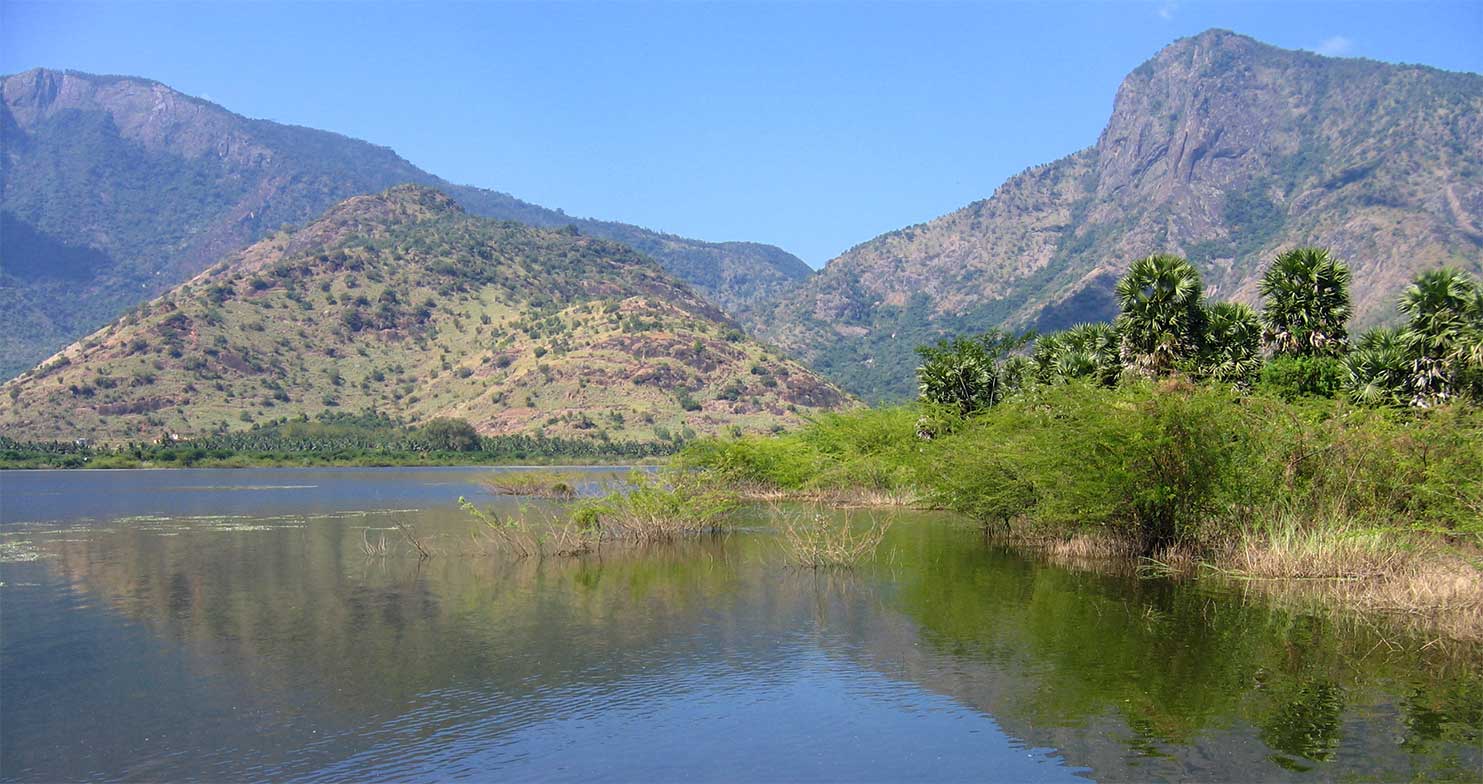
3, 1, 1480, 266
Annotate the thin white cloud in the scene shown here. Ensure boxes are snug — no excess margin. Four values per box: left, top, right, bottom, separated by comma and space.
1158, 1, 1178, 21
1315, 35, 1354, 56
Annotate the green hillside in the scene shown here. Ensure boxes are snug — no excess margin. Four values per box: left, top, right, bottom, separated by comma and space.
0, 186, 847, 444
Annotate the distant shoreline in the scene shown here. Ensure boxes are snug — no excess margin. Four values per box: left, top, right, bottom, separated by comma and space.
0, 453, 665, 471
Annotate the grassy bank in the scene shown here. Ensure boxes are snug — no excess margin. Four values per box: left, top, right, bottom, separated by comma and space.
679, 382, 1483, 636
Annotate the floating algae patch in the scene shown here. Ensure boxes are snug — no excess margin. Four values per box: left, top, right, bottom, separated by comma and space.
115, 515, 176, 525
159, 485, 321, 492
0, 541, 52, 562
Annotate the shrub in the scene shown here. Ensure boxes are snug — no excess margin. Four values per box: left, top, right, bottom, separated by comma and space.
935, 382, 1251, 550
1259, 355, 1346, 399
571, 470, 737, 541
419, 417, 480, 451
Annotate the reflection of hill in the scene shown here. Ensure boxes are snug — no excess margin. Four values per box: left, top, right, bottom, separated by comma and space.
42, 510, 776, 709
27, 510, 1483, 782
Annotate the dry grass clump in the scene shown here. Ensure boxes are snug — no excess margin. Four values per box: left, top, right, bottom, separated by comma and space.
728, 482, 919, 508
483, 470, 582, 499
779, 506, 894, 569
1220, 516, 1483, 641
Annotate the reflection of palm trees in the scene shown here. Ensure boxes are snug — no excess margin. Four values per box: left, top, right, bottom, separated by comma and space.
1260, 678, 1345, 770
885, 533, 1483, 779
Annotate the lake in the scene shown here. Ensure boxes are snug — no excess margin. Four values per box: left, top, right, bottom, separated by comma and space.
1, 467, 1478, 782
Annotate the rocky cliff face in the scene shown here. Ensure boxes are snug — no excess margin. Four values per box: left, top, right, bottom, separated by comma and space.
0, 69, 810, 378
753, 30, 1483, 400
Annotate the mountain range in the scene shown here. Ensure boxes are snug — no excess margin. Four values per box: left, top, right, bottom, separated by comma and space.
0, 68, 809, 379
3, 29, 1481, 434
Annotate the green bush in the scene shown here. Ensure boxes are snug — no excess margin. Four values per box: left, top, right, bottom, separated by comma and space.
930, 382, 1254, 550
1258, 355, 1346, 399
680, 407, 920, 492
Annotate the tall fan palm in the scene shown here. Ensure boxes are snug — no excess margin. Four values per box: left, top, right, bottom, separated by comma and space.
1114, 254, 1206, 378
1200, 301, 1262, 386
1259, 247, 1352, 358
1399, 268, 1479, 406
1344, 327, 1409, 407
1033, 323, 1120, 386
916, 330, 1033, 416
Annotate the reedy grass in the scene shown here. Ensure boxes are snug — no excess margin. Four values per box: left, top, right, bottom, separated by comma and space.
482, 470, 582, 499
1214, 512, 1483, 641
777, 506, 894, 569
571, 470, 739, 542
360, 528, 391, 557
459, 497, 594, 558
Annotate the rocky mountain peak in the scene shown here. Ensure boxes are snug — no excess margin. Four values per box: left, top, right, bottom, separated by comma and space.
753, 31, 1483, 401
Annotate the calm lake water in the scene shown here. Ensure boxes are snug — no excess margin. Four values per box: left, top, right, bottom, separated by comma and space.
1, 468, 1479, 782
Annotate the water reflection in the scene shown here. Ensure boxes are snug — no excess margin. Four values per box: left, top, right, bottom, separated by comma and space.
1, 471, 1479, 782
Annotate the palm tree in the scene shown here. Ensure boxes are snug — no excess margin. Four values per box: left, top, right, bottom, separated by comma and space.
1033, 323, 1120, 386
1344, 327, 1409, 407
1399, 268, 1479, 406
916, 330, 1032, 416
1200, 301, 1262, 386
1114, 254, 1206, 378
1259, 247, 1352, 358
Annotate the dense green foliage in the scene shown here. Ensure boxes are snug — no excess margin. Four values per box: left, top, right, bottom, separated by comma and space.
1200, 301, 1263, 386
1342, 269, 1483, 407
682, 385, 1483, 552
1114, 254, 1208, 378
683, 251, 1483, 556
1258, 355, 1347, 400
1032, 322, 1120, 386
985, 250, 1483, 408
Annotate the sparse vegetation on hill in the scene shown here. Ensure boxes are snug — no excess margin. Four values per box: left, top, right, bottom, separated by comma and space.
0, 185, 849, 445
